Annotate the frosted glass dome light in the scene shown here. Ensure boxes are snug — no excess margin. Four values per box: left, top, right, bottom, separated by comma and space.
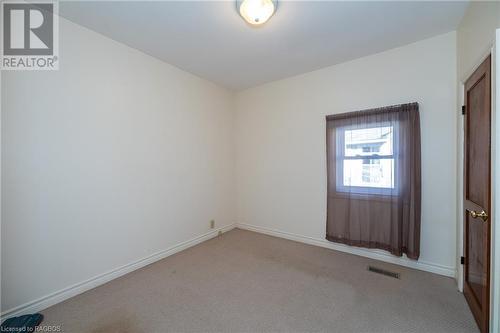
237, 0, 277, 26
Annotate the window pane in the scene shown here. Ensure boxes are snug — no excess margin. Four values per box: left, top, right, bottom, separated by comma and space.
343, 158, 394, 188
345, 126, 393, 157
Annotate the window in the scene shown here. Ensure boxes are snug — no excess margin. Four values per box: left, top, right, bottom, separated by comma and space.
325, 103, 421, 259
336, 124, 396, 194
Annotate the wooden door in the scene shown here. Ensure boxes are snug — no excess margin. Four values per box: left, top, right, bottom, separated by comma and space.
463, 55, 491, 333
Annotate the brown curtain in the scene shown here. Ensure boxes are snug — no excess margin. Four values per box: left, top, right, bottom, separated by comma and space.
326, 103, 421, 259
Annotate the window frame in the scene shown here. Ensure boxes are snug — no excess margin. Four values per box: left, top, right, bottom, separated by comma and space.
335, 122, 398, 196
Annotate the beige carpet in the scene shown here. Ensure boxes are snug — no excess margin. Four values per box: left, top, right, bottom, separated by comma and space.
41, 229, 478, 333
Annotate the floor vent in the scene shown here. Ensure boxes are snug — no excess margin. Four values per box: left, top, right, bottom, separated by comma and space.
367, 266, 400, 279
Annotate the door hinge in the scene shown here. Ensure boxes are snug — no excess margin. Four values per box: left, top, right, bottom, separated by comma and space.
461, 105, 466, 115
461, 256, 465, 265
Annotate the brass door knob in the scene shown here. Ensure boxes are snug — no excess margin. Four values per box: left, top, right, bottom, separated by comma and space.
468, 209, 488, 222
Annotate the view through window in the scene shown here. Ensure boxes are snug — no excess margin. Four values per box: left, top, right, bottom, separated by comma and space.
338, 125, 395, 192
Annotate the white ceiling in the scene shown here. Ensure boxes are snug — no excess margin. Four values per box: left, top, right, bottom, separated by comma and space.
60, 1, 469, 91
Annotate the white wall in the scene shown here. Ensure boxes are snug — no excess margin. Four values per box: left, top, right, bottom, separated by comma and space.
457, 1, 500, 82
456, 2, 500, 331
1, 17, 236, 314
235, 32, 458, 275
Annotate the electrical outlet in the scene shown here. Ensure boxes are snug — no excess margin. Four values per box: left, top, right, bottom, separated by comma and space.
210, 220, 215, 229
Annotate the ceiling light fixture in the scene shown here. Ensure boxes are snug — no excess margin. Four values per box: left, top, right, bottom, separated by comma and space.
237, 0, 277, 26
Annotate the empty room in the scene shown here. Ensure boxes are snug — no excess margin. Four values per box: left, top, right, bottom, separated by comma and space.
1, 0, 500, 332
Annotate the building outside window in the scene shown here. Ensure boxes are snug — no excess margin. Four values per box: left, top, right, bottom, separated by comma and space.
336, 125, 395, 194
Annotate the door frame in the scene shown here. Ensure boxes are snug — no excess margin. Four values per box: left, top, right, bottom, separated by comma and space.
458, 39, 498, 332
492, 30, 500, 333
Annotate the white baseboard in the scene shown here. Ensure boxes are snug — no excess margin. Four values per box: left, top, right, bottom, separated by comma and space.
1, 223, 236, 321
236, 223, 456, 278
2, 222, 455, 320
